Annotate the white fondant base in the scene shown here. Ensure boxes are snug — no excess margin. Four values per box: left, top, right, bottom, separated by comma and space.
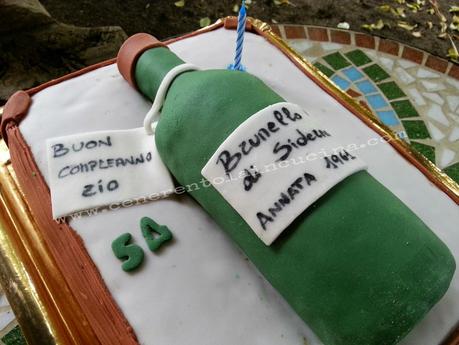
19, 28, 459, 345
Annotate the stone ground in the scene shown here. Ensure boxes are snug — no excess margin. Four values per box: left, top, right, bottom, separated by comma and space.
41, 0, 457, 57
0, 0, 127, 103
1, 0, 458, 103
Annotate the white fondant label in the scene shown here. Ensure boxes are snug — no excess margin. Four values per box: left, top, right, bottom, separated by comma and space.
47, 128, 174, 219
202, 102, 366, 245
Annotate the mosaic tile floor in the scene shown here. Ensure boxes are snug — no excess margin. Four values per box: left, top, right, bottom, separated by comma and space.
280, 25, 459, 184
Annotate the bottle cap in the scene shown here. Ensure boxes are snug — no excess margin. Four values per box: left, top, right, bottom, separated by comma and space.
117, 33, 167, 89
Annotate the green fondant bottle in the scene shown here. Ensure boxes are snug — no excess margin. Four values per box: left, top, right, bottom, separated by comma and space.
118, 34, 455, 345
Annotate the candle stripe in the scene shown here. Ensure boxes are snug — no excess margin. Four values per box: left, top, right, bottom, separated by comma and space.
229, 0, 247, 71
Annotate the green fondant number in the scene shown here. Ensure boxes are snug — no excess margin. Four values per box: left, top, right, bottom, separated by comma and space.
112, 218, 174, 272
140, 216, 173, 252
111, 233, 144, 272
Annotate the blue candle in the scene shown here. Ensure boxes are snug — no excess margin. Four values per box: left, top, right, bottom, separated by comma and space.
228, 0, 247, 71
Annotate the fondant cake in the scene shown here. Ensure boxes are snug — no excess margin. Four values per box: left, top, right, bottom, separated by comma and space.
1, 19, 459, 345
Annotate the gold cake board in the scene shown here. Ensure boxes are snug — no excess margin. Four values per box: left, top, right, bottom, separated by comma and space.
0, 139, 97, 345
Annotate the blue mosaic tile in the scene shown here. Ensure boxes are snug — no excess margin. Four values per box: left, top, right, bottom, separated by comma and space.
356, 80, 377, 94
365, 94, 388, 110
342, 67, 364, 82
331, 75, 350, 91
376, 110, 400, 126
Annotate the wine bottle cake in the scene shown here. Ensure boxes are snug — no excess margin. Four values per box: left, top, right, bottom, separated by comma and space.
116, 33, 456, 345
1, 19, 458, 345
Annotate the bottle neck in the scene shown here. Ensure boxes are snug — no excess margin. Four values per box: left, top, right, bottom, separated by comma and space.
135, 47, 185, 101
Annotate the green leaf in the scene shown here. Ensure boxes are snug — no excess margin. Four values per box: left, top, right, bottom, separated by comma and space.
199, 17, 211, 28
274, 0, 290, 5
174, 0, 185, 7
378, 4, 392, 12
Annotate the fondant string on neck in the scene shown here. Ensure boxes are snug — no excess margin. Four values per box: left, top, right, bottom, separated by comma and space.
144, 63, 199, 135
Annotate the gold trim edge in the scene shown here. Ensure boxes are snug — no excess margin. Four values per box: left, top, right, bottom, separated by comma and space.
0, 143, 58, 345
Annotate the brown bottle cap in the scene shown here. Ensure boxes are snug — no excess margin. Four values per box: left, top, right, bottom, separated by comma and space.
117, 33, 167, 89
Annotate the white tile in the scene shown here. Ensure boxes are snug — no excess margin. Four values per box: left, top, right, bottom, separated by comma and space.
446, 77, 459, 89
321, 42, 343, 51
0, 294, 10, 309
427, 122, 446, 141
449, 126, 459, 142
446, 95, 459, 112
407, 88, 426, 106
417, 68, 440, 79
427, 104, 450, 126
398, 59, 417, 68
287, 40, 314, 53
422, 92, 445, 105
0, 309, 14, 330
448, 112, 459, 123
439, 148, 456, 168
305, 56, 318, 63
395, 67, 416, 84
365, 50, 378, 59
421, 80, 446, 92
379, 56, 395, 71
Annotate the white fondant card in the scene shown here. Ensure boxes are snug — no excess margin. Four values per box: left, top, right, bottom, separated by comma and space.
47, 128, 174, 219
202, 102, 367, 245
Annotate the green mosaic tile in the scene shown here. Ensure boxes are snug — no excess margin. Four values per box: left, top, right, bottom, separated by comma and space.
378, 81, 406, 100
323, 52, 351, 70
391, 100, 419, 118
363, 64, 390, 82
345, 49, 372, 66
1, 326, 26, 345
444, 162, 459, 184
402, 120, 431, 139
313, 62, 334, 77
410, 141, 435, 163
